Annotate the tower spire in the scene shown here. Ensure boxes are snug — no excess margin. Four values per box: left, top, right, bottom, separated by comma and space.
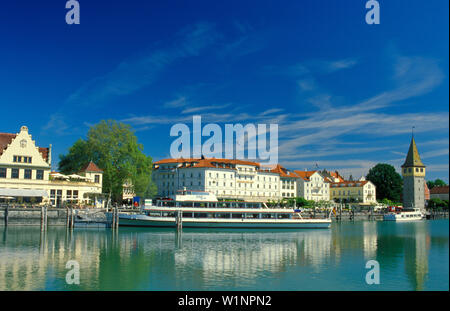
402, 135, 425, 168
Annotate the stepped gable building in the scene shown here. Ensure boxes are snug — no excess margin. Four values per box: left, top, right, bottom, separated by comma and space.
401, 136, 426, 210
0, 126, 104, 207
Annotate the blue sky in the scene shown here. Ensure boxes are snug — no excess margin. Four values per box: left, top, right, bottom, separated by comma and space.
0, 0, 448, 181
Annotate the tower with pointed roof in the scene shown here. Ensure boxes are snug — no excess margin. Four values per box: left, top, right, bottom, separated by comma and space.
401, 136, 426, 210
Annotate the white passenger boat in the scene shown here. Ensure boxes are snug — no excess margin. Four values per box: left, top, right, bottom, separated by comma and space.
108, 190, 331, 229
383, 208, 424, 221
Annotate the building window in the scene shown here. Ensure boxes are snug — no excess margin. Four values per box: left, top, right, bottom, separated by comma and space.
73, 190, 78, 199
95, 175, 100, 183
11, 168, 19, 179
24, 169, 32, 179
0, 168, 6, 178
36, 170, 44, 180
67, 190, 72, 199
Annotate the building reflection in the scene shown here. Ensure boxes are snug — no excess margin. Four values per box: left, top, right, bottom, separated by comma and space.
0, 221, 442, 291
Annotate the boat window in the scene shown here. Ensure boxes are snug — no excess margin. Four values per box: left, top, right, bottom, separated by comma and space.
277, 214, 291, 219
182, 212, 193, 218
245, 213, 260, 219
149, 212, 161, 217
194, 213, 208, 218
215, 213, 231, 219
261, 213, 274, 219
231, 213, 244, 219
162, 212, 175, 217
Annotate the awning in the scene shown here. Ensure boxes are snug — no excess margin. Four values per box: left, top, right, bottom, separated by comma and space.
0, 188, 48, 197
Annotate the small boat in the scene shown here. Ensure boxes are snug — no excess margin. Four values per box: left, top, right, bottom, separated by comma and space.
383, 207, 424, 221
107, 190, 331, 229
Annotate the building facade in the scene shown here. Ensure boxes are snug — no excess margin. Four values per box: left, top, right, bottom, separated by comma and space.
0, 126, 104, 208
153, 158, 281, 202
294, 170, 330, 202
401, 136, 426, 210
429, 186, 449, 201
329, 180, 377, 204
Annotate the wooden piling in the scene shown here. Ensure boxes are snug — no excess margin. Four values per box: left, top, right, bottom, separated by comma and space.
44, 205, 48, 228
115, 207, 119, 229
111, 208, 116, 229
41, 205, 44, 228
4, 206, 9, 226
70, 208, 74, 229
176, 211, 183, 230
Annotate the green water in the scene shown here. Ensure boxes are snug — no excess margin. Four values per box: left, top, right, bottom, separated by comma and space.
0, 220, 448, 291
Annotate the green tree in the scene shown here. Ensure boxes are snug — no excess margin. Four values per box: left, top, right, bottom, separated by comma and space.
427, 179, 447, 190
59, 120, 156, 202
366, 163, 403, 202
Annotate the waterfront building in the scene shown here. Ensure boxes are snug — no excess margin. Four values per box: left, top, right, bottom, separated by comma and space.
294, 170, 330, 202
153, 158, 281, 202
0, 126, 104, 207
329, 180, 377, 205
429, 185, 449, 201
270, 164, 298, 198
401, 136, 426, 210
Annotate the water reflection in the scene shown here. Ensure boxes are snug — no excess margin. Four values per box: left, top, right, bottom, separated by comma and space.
0, 220, 448, 291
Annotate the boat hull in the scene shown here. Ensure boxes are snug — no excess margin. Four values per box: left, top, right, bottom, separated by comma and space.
111, 214, 331, 229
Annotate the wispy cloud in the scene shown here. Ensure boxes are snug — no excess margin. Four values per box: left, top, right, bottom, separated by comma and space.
65, 22, 219, 107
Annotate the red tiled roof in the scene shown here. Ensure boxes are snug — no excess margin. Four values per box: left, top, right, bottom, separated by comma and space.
39, 147, 50, 162
269, 164, 298, 178
0, 133, 17, 156
330, 171, 345, 182
0, 132, 49, 162
294, 170, 317, 181
80, 161, 103, 172
430, 185, 449, 195
154, 158, 260, 167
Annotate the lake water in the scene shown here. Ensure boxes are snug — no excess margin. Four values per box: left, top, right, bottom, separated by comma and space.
0, 220, 448, 291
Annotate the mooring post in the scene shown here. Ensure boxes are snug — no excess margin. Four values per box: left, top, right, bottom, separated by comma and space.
4, 205, 9, 226
176, 211, 183, 231
44, 205, 48, 228
111, 207, 116, 229
118, 209, 120, 229
40, 205, 44, 228
70, 208, 74, 229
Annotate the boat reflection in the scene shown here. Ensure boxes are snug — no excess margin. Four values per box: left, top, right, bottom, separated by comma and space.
0, 221, 446, 291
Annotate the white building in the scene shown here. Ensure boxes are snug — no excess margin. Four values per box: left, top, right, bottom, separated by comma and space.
0, 126, 104, 208
294, 170, 330, 202
153, 158, 281, 202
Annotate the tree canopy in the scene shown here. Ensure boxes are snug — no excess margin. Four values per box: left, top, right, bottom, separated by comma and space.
58, 120, 156, 202
426, 179, 447, 190
366, 163, 403, 202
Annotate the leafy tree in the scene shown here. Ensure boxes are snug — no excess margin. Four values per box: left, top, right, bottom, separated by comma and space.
427, 179, 447, 190
366, 163, 403, 202
428, 198, 448, 210
295, 197, 311, 208
59, 120, 156, 202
